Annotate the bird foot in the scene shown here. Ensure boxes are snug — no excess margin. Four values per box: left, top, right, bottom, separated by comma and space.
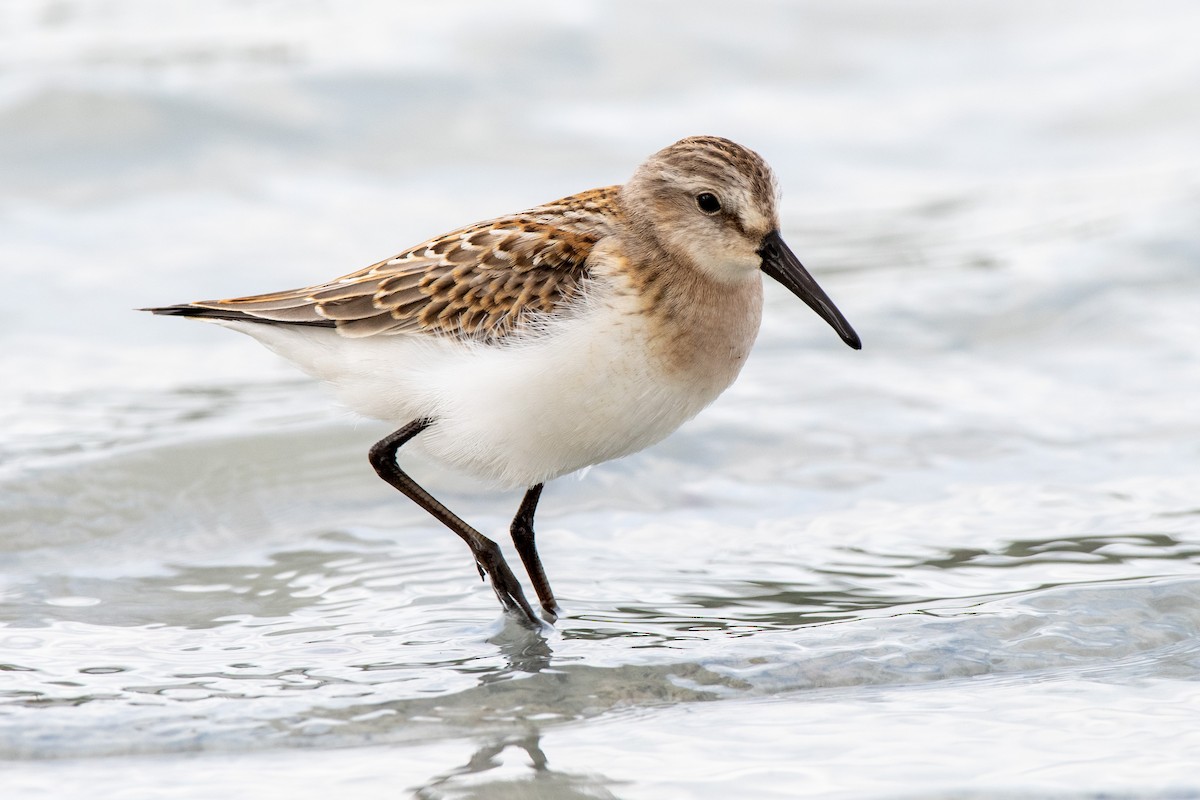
476, 552, 544, 628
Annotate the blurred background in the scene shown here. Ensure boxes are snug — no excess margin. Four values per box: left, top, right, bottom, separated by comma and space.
2, 1, 1199, 798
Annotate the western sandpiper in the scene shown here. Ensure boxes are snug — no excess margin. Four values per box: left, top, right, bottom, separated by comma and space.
147, 136, 861, 626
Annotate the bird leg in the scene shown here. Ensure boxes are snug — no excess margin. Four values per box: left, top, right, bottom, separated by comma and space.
368, 419, 541, 626
509, 483, 559, 620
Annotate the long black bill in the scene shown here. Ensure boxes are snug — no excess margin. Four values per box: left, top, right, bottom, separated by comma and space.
758, 230, 862, 350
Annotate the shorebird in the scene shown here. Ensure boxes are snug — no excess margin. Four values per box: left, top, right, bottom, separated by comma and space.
147, 136, 861, 626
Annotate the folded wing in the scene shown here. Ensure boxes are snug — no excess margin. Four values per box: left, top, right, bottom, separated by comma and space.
148, 186, 620, 341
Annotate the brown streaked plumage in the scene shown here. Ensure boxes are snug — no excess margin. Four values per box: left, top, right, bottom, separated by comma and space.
146, 136, 862, 628
156, 186, 621, 340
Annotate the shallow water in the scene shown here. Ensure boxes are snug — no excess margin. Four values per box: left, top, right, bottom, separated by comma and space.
3, 1, 1200, 797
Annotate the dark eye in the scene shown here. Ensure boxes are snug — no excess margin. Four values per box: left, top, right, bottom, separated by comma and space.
696, 192, 722, 215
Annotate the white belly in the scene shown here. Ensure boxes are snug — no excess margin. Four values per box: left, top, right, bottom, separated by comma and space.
223, 289, 748, 488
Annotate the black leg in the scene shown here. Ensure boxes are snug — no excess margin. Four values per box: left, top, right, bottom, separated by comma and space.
510, 483, 559, 619
368, 419, 541, 626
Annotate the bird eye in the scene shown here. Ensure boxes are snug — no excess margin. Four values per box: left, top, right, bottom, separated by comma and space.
695, 192, 722, 215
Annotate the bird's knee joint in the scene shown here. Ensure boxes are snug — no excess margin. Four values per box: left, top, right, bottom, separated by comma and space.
510, 520, 534, 542
367, 444, 394, 474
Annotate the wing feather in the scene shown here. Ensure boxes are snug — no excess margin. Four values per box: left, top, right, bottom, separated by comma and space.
154, 186, 621, 342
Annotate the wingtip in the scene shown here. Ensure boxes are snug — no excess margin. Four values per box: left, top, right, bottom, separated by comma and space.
141, 304, 200, 317
140, 302, 339, 329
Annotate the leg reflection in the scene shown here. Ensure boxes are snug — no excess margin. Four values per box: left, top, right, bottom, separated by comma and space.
412, 731, 622, 799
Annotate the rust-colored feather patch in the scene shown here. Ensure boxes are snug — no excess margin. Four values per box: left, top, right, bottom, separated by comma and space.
184, 186, 621, 341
